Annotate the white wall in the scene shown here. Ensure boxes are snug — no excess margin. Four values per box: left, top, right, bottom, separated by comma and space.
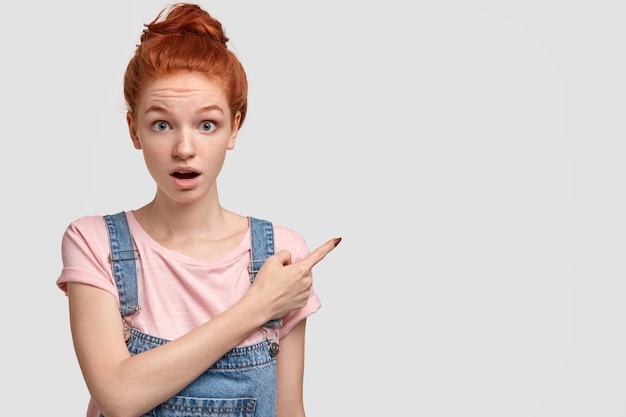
3, 1, 625, 415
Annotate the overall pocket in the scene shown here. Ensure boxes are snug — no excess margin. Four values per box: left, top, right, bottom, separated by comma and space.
148, 396, 256, 417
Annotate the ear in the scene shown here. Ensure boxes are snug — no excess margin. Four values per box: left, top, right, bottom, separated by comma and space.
127, 113, 142, 150
227, 112, 241, 150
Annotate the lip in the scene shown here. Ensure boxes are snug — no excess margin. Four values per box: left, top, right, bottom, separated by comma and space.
170, 167, 201, 189
170, 166, 201, 177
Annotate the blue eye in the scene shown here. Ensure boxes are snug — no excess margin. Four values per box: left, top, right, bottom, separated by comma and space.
153, 121, 169, 131
201, 121, 216, 131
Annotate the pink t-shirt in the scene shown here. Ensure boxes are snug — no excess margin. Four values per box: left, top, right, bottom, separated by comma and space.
57, 211, 321, 346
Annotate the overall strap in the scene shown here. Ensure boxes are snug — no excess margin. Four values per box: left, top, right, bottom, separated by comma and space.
249, 217, 282, 328
248, 217, 275, 282
104, 212, 140, 317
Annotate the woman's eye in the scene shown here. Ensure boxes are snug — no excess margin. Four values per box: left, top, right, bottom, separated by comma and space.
201, 121, 216, 131
153, 121, 169, 131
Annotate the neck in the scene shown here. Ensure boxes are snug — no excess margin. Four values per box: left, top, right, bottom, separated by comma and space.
133, 192, 234, 239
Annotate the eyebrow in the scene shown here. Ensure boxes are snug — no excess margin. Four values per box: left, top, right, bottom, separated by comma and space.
144, 104, 170, 115
197, 104, 224, 114
143, 104, 225, 115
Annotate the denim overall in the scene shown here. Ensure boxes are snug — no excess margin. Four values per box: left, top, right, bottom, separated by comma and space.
104, 212, 281, 417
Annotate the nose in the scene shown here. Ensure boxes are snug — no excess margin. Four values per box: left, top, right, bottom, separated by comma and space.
173, 128, 196, 159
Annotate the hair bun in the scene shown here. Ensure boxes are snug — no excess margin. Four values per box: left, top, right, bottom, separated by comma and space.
141, 3, 229, 46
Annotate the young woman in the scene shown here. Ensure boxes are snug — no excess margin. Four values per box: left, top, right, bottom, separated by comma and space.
56, 3, 340, 416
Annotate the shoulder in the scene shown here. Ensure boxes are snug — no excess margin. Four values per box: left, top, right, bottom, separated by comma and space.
272, 223, 305, 246
61, 213, 120, 254
249, 217, 305, 245
269, 221, 310, 260
63, 214, 109, 239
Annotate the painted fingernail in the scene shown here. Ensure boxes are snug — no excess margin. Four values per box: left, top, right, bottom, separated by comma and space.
333, 237, 342, 247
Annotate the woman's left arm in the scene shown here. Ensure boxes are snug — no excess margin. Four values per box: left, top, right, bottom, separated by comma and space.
276, 319, 308, 417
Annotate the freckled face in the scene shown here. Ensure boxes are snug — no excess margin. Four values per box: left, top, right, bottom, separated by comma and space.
127, 72, 240, 204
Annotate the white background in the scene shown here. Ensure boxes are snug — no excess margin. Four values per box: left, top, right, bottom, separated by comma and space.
2, 1, 626, 415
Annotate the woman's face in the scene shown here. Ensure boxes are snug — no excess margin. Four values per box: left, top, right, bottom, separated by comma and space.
127, 72, 240, 205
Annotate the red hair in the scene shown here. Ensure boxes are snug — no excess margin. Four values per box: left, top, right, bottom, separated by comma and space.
124, 3, 248, 127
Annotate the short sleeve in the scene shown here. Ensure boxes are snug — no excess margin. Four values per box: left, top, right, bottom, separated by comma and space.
272, 225, 322, 338
56, 215, 119, 300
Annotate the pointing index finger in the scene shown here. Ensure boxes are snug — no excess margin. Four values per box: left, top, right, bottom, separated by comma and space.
302, 237, 342, 271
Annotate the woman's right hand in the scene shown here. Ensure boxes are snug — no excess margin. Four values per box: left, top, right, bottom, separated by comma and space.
248, 237, 341, 321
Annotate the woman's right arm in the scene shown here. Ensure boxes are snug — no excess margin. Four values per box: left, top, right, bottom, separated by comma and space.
67, 238, 339, 417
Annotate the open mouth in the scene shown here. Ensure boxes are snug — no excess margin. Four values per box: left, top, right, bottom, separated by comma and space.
172, 172, 199, 179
